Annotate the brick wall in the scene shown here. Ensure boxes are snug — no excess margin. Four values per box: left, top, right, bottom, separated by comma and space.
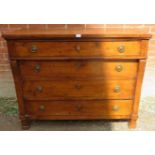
0, 24, 155, 80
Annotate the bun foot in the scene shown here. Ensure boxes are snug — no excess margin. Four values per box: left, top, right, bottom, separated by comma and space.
21, 119, 30, 130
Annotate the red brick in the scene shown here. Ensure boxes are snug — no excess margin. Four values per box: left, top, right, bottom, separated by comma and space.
124, 24, 144, 28
150, 27, 155, 33
0, 41, 3, 47
144, 24, 155, 27
0, 36, 5, 41
147, 63, 154, 70
0, 53, 8, 59
123, 28, 150, 33
0, 39, 7, 48
47, 24, 66, 29
0, 47, 7, 53
86, 24, 105, 28
1, 41, 7, 48
0, 58, 9, 63
104, 28, 124, 33
148, 50, 155, 56
0, 53, 4, 59
9, 24, 28, 29
29, 24, 46, 29
148, 45, 155, 51
0, 64, 10, 71
149, 40, 155, 45
2, 53, 9, 59
147, 57, 155, 62
0, 24, 9, 30
106, 24, 124, 28
151, 34, 155, 40
67, 24, 85, 29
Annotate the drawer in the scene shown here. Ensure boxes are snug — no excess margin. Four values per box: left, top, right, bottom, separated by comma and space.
13, 41, 141, 57
20, 60, 138, 79
25, 100, 132, 118
23, 79, 135, 100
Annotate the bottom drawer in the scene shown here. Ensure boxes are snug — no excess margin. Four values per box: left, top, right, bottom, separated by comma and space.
25, 100, 132, 119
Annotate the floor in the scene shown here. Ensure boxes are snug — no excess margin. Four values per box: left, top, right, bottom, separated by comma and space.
0, 66, 155, 131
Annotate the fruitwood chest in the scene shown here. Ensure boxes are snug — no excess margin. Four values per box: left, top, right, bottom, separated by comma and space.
3, 29, 151, 129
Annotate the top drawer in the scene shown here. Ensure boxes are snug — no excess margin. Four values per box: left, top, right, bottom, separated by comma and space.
11, 41, 142, 58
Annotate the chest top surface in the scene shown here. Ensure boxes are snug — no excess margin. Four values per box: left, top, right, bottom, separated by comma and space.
2, 29, 152, 40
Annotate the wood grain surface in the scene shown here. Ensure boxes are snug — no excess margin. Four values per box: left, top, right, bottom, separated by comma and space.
3, 29, 151, 129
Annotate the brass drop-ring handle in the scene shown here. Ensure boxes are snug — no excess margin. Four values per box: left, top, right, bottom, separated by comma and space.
35, 64, 41, 72
39, 105, 45, 112
114, 85, 121, 93
31, 45, 38, 53
115, 64, 123, 72
112, 105, 120, 111
36, 86, 43, 92
75, 45, 81, 52
117, 45, 125, 53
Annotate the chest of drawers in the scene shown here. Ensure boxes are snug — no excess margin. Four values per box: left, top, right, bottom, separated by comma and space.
3, 29, 151, 129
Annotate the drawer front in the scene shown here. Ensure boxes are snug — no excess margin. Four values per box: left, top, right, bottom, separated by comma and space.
20, 60, 138, 79
13, 41, 141, 57
23, 80, 135, 100
25, 100, 132, 118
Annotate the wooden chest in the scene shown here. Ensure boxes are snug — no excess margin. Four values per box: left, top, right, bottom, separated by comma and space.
3, 29, 151, 129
